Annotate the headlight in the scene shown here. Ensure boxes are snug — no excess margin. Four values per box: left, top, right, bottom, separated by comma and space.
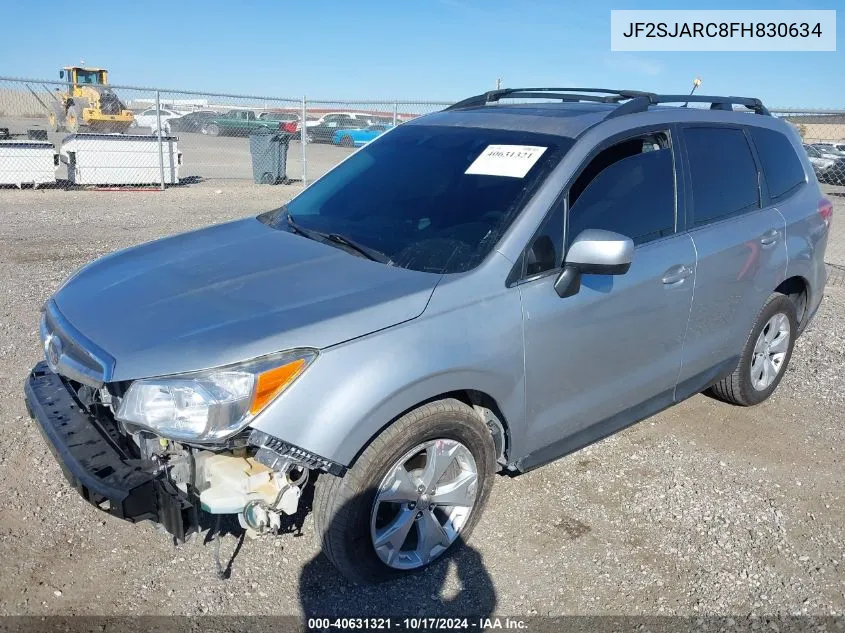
115, 349, 317, 442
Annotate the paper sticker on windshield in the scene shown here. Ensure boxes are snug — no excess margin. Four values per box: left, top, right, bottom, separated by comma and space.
465, 145, 547, 178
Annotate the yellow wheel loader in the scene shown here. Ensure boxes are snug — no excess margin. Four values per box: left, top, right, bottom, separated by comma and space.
47, 67, 134, 134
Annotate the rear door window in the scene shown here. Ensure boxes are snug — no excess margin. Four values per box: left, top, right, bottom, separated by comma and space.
748, 127, 806, 202
684, 127, 760, 226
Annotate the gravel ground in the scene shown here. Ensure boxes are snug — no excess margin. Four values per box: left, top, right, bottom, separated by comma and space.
0, 182, 842, 619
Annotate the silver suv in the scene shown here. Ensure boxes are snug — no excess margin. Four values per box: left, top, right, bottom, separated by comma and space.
25, 88, 832, 583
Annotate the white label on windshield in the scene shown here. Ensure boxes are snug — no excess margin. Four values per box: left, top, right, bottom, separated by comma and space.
465, 145, 548, 178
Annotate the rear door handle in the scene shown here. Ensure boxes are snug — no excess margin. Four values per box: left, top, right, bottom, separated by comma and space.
760, 229, 779, 247
661, 264, 693, 285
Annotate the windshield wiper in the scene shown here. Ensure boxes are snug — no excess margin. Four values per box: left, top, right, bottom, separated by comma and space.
325, 233, 392, 265
285, 209, 325, 243
285, 210, 392, 265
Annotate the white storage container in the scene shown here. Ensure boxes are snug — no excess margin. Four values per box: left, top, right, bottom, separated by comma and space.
61, 133, 181, 186
0, 140, 57, 188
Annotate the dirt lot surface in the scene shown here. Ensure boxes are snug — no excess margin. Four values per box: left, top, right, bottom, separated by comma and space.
0, 182, 843, 619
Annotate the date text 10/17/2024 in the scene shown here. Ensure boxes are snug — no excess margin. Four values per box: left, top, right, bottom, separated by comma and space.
307, 617, 528, 630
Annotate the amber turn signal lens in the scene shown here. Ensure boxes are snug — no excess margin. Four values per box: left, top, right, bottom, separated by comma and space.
250, 359, 306, 415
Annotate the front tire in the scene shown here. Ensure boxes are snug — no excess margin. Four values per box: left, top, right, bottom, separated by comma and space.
206, 123, 220, 136
709, 293, 798, 406
313, 398, 496, 584
339, 135, 355, 148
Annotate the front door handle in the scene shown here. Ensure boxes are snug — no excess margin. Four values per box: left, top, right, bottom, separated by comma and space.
661, 264, 693, 285
760, 229, 779, 247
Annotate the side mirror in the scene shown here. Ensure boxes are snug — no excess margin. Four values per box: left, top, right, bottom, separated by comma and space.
554, 229, 634, 298
59, 70, 64, 79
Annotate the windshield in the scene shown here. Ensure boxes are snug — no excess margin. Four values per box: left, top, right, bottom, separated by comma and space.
261, 124, 570, 273
75, 70, 102, 84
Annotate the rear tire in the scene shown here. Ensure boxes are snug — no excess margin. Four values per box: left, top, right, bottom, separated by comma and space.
708, 293, 798, 406
313, 398, 496, 584
206, 123, 220, 136
340, 135, 355, 148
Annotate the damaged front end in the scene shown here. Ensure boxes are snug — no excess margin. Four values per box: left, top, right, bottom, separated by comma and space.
24, 361, 343, 542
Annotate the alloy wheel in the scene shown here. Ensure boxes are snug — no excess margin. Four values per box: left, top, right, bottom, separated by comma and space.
750, 312, 791, 391
370, 439, 479, 570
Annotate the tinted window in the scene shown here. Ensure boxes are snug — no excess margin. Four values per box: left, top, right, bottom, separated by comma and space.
567, 147, 675, 246
685, 127, 759, 226
525, 206, 564, 276
261, 125, 571, 274
749, 127, 806, 201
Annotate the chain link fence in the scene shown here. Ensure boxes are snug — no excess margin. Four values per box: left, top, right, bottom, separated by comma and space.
0, 76, 843, 267
0, 76, 449, 189
771, 109, 845, 268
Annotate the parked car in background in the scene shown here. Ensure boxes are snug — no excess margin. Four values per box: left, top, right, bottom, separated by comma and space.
308, 114, 371, 143
132, 108, 185, 132
259, 112, 300, 124
203, 110, 293, 136
333, 124, 393, 147
805, 144, 845, 185
163, 111, 219, 135
305, 112, 372, 128
812, 143, 845, 158
258, 112, 310, 139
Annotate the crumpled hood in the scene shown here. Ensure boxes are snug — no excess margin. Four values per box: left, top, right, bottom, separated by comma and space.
53, 217, 439, 381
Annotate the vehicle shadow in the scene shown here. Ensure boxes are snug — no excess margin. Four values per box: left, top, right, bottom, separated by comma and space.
298, 489, 497, 620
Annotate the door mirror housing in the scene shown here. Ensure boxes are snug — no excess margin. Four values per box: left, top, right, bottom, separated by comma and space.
59, 70, 65, 79
554, 229, 634, 298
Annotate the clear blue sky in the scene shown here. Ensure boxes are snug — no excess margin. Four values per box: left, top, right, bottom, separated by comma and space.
0, 0, 841, 108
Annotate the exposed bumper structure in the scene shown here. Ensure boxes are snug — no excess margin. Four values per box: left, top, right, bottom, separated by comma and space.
24, 362, 197, 541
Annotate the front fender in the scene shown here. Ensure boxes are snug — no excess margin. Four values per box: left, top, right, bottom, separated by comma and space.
249, 277, 526, 467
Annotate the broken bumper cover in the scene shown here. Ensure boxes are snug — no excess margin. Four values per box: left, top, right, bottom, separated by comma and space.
24, 361, 197, 541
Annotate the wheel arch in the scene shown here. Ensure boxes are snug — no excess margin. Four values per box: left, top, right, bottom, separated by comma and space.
774, 275, 810, 326
345, 388, 513, 473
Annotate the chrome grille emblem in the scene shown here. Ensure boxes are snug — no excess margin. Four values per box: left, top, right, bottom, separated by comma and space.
44, 333, 63, 372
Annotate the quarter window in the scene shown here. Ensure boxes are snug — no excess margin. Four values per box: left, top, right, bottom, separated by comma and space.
525, 206, 564, 277
684, 127, 759, 226
749, 127, 806, 202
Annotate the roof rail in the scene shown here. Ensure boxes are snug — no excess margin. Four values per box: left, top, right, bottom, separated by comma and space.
605, 94, 770, 118
445, 87, 770, 117
444, 87, 655, 111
